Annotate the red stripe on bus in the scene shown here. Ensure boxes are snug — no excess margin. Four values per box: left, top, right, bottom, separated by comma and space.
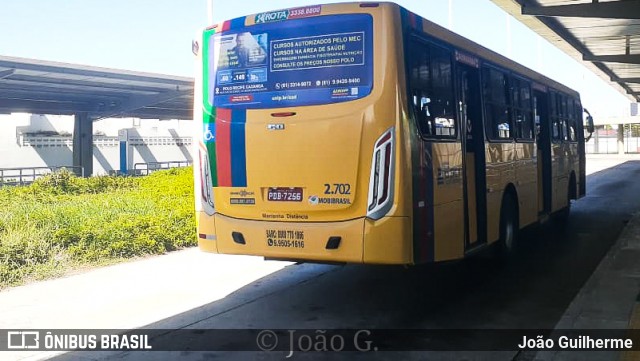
221, 20, 231, 31
376, 131, 392, 147
408, 12, 417, 28
216, 108, 232, 187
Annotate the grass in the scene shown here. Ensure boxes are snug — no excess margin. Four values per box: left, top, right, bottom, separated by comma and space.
0, 167, 195, 289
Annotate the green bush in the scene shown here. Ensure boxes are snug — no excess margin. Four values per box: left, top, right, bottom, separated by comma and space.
0, 167, 195, 288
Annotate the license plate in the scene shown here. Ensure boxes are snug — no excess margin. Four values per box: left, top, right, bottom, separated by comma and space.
267, 187, 303, 202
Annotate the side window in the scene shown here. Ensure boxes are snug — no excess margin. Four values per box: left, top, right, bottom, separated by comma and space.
569, 100, 582, 142
483, 67, 510, 140
511, 77, 534, 140
560, 95, 569, 141
408, 40, 456, 138
567, 99, 578, 142
533, 95, 541, 137
550, 92, 563, 142
430, 46, 456, 137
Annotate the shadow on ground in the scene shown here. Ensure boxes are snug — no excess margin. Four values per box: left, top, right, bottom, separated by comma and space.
53, 161, 640, 361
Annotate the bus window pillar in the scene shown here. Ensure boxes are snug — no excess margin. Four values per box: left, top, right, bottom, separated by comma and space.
72, 112, 93, 177
618, 124, 625, 155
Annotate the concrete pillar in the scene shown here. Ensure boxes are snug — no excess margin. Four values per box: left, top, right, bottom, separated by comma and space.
617, 124, 625, 155
118, 129, 128, 175
73, 112, 93, 177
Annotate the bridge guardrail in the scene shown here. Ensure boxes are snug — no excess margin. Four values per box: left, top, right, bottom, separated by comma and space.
132, 161, 192, 176
0, 166, 84, 186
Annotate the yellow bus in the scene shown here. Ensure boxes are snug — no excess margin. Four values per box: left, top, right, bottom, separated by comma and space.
193, 2, 594, 265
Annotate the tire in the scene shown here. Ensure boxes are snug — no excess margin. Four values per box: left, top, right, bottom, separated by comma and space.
496, 193, 519, 257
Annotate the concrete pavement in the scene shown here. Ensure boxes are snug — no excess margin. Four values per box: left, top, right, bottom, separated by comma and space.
1, 154, 640, 361
529, 212, 640, 361
0, 251, 293, 360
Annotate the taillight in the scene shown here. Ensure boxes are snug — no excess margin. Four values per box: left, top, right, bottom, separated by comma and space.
366, 127, 395, 220
198, 142, 215, 215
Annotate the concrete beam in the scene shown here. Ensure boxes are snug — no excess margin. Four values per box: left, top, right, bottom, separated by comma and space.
72, 112, 93, 177
0, 69, 14, 79
0, 98, 93, 115
522, 1, 640, 20
613, 77, 640, 84
492, 0, 637, 102
89, 90, 191, 120
583, 54, 640, 64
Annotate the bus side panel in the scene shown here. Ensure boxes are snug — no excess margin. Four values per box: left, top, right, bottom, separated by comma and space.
514, 142, 538, 227
551, 142, 568, 212
570, 142, 579, 198
197, 211, 218, 253
399, 8, 465, 263
485, 142, 515, 244
431, 142, 464, 262
577, 103, 586, 198
363, 216, 412, 264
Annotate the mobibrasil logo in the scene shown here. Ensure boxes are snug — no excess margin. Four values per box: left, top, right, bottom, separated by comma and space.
255, 10, 289, 24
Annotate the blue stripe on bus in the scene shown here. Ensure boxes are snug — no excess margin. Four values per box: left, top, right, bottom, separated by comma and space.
230, 109, 247, 187
229, 16, 246, 30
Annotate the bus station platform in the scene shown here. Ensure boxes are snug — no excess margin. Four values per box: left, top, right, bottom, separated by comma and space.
1, 156, 640, 361
533, 211, 640, 361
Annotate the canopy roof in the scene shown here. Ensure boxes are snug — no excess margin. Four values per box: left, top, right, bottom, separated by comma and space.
492, 0, 640, 103
0, 55, 194, 120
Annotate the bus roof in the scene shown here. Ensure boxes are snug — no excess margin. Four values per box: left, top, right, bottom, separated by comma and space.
206, 1, 580, 99
395, 2, 580, 98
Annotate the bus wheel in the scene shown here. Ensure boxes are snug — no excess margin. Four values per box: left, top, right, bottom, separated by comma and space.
496, 193, 518, 256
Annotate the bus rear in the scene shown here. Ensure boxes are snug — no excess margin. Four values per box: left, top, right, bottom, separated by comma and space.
193, 3, 414, 264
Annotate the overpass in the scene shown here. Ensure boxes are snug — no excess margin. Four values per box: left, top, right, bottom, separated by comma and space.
0, 56, 194, 176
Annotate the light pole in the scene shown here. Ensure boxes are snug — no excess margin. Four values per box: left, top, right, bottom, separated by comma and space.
207, 0, 214, 25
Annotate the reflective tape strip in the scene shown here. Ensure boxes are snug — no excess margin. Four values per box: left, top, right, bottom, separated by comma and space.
198, 233, 217, 241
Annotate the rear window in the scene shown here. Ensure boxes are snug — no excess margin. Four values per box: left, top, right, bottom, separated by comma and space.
208, 13, 374, 109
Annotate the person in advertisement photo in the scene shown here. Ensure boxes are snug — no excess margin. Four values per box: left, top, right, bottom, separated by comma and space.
210, 14, 373, 109
226, 32, 267, 69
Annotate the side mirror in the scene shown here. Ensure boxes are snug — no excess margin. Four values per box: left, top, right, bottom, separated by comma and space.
586, 115, 595, 134
583, 108, 595, 142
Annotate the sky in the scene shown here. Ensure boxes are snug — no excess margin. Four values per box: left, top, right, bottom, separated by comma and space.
0, 0, 631, 118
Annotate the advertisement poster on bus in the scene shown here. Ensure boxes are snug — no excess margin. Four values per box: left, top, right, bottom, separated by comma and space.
208, 14, 373, 108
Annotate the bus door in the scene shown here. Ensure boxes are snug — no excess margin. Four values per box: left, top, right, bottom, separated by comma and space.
457, 62, 487, 248
534, 90, 552, 215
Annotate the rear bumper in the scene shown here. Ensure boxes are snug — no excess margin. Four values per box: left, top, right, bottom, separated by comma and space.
197, 212, 412, 264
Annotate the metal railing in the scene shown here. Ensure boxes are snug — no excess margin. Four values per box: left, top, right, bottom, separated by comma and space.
0, 166, 84, 186
586, 126, 640, 154
132, 161, 192, 176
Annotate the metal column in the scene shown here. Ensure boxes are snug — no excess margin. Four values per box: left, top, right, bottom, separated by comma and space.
72, 112, 93, 177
